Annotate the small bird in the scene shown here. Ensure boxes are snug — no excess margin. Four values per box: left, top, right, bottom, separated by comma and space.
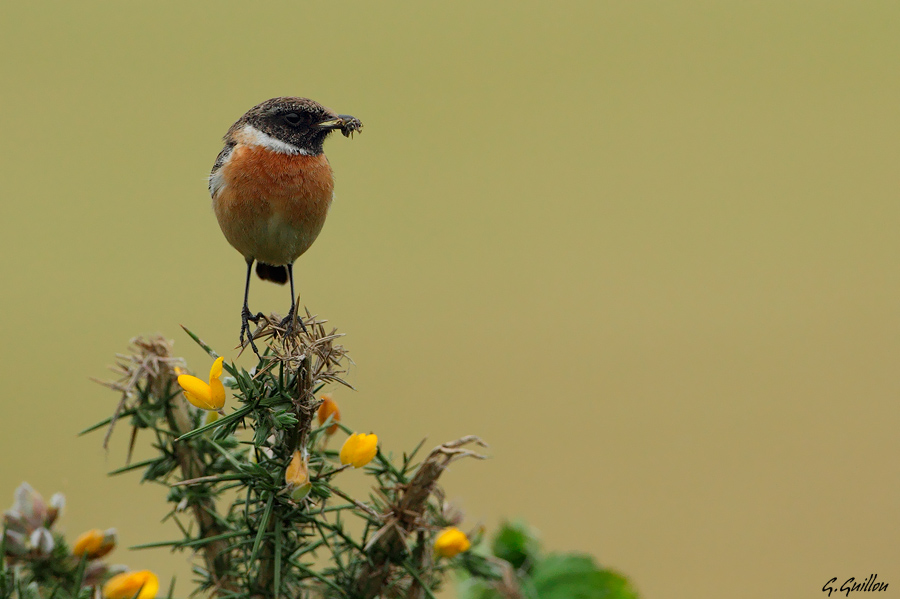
209, 97, 361, 350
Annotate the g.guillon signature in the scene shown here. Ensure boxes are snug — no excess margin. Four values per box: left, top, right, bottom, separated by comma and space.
823, 575, 888, 596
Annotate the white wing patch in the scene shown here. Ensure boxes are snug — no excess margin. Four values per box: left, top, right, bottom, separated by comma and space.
209, 147, 232, 198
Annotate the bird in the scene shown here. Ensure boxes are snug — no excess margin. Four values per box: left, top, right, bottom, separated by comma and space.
208, 97, 361, 352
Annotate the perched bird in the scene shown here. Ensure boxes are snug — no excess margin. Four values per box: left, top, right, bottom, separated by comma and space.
209, 97, 361, 350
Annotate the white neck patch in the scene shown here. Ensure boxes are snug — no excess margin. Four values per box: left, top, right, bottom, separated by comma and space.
239, 124, 309, 155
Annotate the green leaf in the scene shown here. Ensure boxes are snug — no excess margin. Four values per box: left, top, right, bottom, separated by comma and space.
530, 553, 639, 599
456, 578, 506, 599
71, 553, 89, 594
273, 409, 298, 428
249, 493, 274, 564
175, 405, 252, 441
20, 582, 41, 599
400, 562, 438, 599
180, 531, 247, 548
78, 411, 134, 436
274, 518, 282, 599
130, 540, 184, 550
458, 552, 503, 581
491, 519, 541, 570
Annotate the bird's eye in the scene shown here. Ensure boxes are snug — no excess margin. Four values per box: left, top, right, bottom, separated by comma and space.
284, 113, 302, 126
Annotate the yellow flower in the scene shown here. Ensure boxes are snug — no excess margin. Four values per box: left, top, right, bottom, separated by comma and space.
177, 357, 225, 411
102, 570, 159, 599
317, 394, 341, 435
339, 433, 378, 468
434, 527, 471, 558
285, 450, 312, 500
72, 528, 116, 559
285, 450, 309, 486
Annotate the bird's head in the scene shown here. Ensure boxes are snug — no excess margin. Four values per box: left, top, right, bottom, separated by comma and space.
229, 97, 362, 156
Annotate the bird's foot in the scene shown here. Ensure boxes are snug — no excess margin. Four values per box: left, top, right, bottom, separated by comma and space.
240, 307, 264, 357
279, 307, 308, 337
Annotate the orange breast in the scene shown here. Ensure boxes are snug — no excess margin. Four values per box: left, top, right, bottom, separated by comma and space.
213, 145, 334, 265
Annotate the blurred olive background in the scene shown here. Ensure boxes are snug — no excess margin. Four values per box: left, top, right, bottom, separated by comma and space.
2, 2, 899, 597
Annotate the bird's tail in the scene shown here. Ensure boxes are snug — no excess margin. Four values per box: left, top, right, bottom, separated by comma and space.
255, 262, 288, 284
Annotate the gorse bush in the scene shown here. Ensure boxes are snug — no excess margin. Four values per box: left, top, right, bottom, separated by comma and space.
2, 312, 638, 599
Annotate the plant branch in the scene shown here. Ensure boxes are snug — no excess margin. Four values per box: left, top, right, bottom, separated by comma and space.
351, 436, 487, 599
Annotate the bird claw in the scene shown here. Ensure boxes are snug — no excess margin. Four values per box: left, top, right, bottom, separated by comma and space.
279, 307, 308, 337
240, 307, 264, 357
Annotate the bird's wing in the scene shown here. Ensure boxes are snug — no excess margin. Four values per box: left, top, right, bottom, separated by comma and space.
209, 142, 236, 198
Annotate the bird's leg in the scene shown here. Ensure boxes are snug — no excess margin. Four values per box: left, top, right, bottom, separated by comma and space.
280, 263, 308, 335
240, 258, 264, 356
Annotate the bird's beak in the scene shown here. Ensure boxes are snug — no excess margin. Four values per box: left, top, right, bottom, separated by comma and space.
317, 114, 363, 137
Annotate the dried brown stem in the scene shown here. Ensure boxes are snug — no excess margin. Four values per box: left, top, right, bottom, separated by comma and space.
352, 436, 488, 599
98, 336, 236, 594
165, 395, 237, 593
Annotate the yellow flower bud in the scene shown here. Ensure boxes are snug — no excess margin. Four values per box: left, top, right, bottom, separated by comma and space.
72, 528, 116, 559
103, 570, 159, 599
317, 394, 341, 435
177, 357, 226, 411
285, 450, 312, 501
434, 527, 471, 558
339, 433, 378, 468
285, 450, 309, 486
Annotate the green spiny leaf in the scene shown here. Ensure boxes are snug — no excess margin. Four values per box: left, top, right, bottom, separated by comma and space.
249, 493, 274, 564
176, 405, 252, 441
